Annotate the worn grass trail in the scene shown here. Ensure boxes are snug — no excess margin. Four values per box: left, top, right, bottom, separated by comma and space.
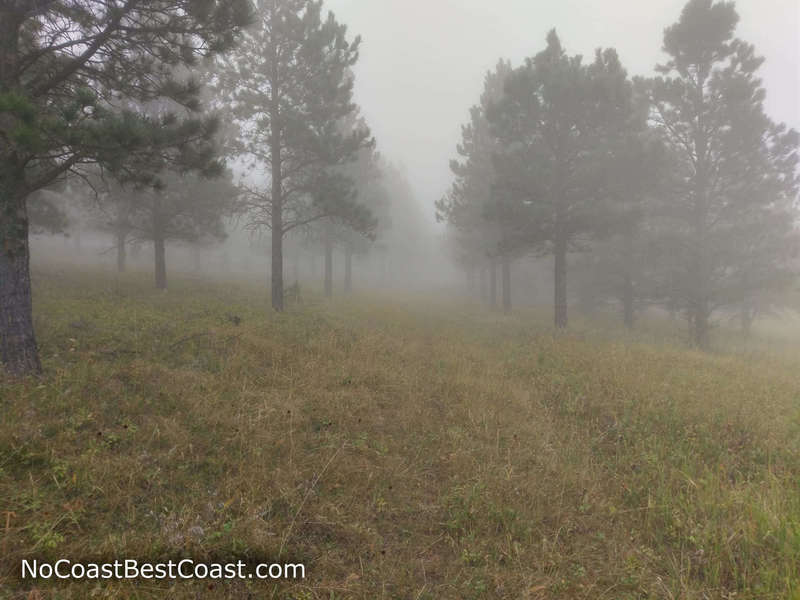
1, 267, 799, 599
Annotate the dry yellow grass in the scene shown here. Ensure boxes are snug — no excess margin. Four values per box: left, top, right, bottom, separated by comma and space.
1, 266, 799, 599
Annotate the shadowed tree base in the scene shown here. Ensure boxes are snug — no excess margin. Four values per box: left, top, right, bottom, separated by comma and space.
0, 235, 42, 376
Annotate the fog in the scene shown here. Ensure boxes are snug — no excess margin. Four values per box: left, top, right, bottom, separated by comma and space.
326, 0, 799, 224
6, 2, 800, 596
9, 0, 800, 348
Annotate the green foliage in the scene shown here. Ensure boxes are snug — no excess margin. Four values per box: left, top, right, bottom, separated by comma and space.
218, 0, 373, 235
438, 60, 514, 272
643, 0, 800, 346
0, 0, 253, 372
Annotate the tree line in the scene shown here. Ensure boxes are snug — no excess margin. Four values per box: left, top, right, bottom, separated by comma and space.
438, 0, 799, 348
0, 0, 395, 375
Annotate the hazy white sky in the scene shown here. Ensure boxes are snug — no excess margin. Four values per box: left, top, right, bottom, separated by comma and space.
324, 0, 800, 223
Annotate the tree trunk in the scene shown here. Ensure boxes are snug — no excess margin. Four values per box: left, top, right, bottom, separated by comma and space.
501, 257, 511, 313
324, 232, 333, 299
622, 229, 635, 329
344, 246, 353, 294
116, 228, 127, 273
554, 231, 568, 329
271, 227, 283, 310
153, 197, 167, 290
0, 203, 42, 376
689, 93, 710, 349
269, 52, 284, 312
489, 257, 497, 310
0, 14, 40, 375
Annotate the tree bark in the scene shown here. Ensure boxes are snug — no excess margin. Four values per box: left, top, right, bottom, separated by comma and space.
689, 81, 710, 349
324, 232, 333, 298
0, 202, 42, 376
554, 230, 568, 329
501, 257, 511, 313
153, 196, 167, 290
269, 30, 284, 312
344, 245, 352, 294
621, 228, 635, 329
0, 13, 42, 375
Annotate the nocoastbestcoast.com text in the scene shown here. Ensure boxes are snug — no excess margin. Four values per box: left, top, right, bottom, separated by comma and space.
21, 559, 305, 581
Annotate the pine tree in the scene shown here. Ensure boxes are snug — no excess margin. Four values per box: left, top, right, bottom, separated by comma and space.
332, 120, 389, 295
645, 0, 799, 347
0, 0, 252, 375
437, 60, 514, 311
488, 32, 635, 328
219, 0, 373, 311
131, 169, 238, 290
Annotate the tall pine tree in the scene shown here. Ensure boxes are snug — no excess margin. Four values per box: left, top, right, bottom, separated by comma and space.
437, 60, 514, 311
488, 32, 635, 328
645, 0, 799, 347
0, 0, 251, 375
219, 0, 373, 311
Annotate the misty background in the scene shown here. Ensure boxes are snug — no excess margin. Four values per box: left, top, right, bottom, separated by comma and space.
327, 0, 799, 225
21, 0, 800, 336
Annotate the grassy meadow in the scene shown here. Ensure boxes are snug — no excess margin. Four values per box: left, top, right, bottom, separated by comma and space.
1, 265, 800, 599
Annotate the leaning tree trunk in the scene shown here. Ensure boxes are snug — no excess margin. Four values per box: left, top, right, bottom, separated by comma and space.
324, 233, 333, 299
344, 245, 353, 294
501, 257, 512, 313
0, 197, 42, 375
554, 229, 568, 329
